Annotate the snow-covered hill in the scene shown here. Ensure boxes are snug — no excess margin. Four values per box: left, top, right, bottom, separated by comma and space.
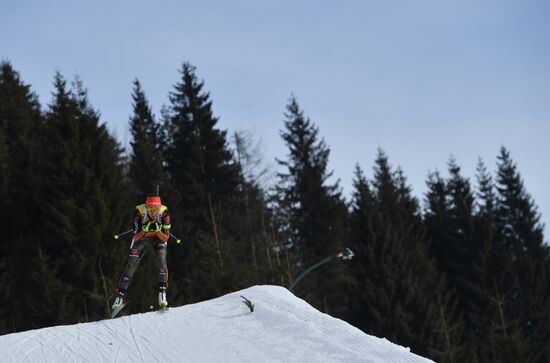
1, 285, 433, 362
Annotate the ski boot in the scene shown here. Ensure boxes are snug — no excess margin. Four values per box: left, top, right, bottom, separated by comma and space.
111, 291, 126, 311
158, 287, 168, 309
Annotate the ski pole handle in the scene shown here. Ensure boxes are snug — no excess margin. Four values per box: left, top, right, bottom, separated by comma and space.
169, 232, 182, 244
114, 229, 133, 240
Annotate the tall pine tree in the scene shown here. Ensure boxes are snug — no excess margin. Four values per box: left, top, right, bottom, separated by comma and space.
128, 79, 165, 199
0, 62, 43, 333
124, 78, 170, 311
469, 158, 518, 362
162, 62, 240, 303
275, 96, 349, 314
424, 158, 488, 361
34, 73, 128, 326
492, 147, 549, 362
349, 151, 464, 361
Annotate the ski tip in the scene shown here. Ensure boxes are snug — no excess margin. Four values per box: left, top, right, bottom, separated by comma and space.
113, 234, 119, 240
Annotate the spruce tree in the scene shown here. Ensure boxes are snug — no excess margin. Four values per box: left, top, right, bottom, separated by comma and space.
275, 96, 349, 313
495, 148, 546, 262
35, 73, 128, 325
463, 159, 498, 360
349, 151, 463, 361
493, 147, 549, 362
347, 165, 377, 330
425, 161, 476, 305
162, 62, 240, 303
125, 79, 170, 311
424, 158, 477, 284
0, 62, 43, 333
163, 62, 238, 219
424, 158, 491, 361
128, 79, 165, 199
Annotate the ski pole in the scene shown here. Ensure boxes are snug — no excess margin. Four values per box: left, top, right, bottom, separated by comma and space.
113, 229, 133, 240
169, 232, 182, 244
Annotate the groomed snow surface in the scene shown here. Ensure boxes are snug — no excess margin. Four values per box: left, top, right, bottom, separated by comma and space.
1, 285, 433, 362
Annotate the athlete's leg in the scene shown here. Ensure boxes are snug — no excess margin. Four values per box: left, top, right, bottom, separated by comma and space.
116, 239, 148, 293
153, 241, 168, 289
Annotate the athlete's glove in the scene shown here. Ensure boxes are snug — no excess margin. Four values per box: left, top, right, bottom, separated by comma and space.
157, 231, 169, 242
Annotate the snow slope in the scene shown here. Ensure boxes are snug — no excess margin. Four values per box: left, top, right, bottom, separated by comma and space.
1, 285, 433, 363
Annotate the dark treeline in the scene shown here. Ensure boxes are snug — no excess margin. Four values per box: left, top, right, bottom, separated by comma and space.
1, 60, 549, 362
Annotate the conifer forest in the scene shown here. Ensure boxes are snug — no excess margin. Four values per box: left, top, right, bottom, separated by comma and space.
0, 61, 549, 363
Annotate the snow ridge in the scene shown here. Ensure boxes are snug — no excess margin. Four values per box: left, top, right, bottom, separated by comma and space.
1, 285, 433, 363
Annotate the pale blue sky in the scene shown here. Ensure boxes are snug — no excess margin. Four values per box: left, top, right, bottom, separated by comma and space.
2, 0, 549, 239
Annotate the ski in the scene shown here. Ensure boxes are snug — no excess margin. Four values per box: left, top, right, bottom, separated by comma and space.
148, 304, 169, 313
155, 304, 169, 313
110, 302, 127, 319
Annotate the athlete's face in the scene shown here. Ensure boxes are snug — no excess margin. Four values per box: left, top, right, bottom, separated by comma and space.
147, 206, 160, 219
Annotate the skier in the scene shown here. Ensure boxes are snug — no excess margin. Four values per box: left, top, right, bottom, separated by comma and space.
112, 194, 171, 312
